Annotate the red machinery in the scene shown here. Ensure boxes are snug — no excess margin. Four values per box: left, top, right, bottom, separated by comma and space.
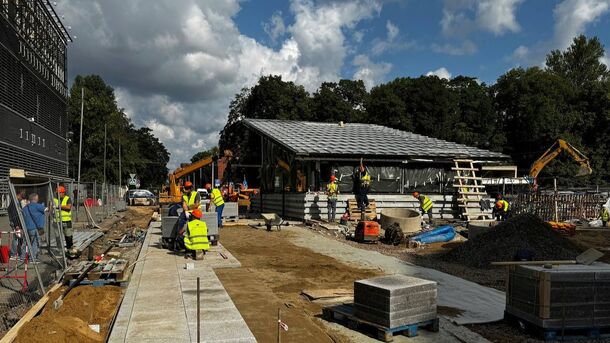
355, 221, 380, 243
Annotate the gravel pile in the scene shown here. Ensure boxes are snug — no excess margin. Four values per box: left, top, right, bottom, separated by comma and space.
443, 214, 580, 268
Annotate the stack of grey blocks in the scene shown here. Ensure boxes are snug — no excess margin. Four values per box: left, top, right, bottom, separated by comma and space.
201, 212, 219, 238
354, 275, 437, 328
506, 263, 610, 329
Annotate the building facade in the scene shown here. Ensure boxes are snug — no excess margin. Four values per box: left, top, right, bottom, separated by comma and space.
0, 0, 70, 180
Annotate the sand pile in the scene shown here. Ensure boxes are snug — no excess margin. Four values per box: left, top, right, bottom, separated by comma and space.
443, 214, 580, 268
14, 285, 123, 343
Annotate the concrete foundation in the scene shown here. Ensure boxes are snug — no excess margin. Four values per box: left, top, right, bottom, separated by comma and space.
379, 208, 421, 233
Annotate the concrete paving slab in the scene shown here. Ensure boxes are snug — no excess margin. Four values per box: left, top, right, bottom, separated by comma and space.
109, 221, 255, 343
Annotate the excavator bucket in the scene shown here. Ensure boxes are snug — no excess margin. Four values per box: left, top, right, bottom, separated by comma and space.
576, 165, 592, 177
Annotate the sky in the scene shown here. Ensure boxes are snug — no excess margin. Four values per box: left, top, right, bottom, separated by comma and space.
56, 0, 610, 169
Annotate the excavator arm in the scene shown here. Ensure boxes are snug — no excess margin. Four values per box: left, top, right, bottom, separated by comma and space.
529, 139, 592, 180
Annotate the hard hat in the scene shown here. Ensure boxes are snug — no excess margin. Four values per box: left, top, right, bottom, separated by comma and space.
184, 181, 193, 189
412, 191, 420, 198
330, 175, 336, 182
495, 201, 503, 209
57, 186, 66, 194
192, 209, 203, 219
205, 183, 212, 190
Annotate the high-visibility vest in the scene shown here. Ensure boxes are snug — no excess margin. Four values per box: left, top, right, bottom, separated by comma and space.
601, 207, 609, 221
211, 188, 224, 207
182, 192, 198, 209
327, 183, 338, 199
498, 199, 509, 212
53, 196, 71, 223
361, 172, 371, 186
184, 219, 210, 251
420, 195, 433, 213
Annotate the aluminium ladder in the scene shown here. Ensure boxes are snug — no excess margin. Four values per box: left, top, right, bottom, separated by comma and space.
452, 159, 494, 221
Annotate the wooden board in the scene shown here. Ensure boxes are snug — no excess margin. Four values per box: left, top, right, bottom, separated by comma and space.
302, 288, 353, 300
1, 283, 62, 343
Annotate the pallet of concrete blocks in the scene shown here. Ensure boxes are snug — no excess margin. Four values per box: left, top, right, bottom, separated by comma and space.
505, 263, 610, 340
201, 212, 219, 245
349, 274, 438, 341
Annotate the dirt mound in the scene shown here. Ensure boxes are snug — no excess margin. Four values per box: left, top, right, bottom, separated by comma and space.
443, 214, 581, 268
14, 285, 123, 343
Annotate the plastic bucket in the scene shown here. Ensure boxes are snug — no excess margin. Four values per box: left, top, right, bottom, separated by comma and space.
0, 246, 9, 263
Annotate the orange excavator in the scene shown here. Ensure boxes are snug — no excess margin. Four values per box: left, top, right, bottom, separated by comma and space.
529, 139, 592, 187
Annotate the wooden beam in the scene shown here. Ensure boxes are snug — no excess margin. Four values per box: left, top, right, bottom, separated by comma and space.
0, 283, 62, 343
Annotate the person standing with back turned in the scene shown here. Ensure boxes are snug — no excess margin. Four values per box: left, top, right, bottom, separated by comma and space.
326, 175, 339, 222
208, 182, 225, 228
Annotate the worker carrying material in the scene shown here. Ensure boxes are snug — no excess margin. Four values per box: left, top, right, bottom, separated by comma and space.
183, 209, 210, 260
326, 175, 339, 222
493, 199, 510, 221
353, 159, 371, 214
412, 192, 434, 223
600, 205, 609, 227
207, 182, 225, 228
54, 186, 76, 256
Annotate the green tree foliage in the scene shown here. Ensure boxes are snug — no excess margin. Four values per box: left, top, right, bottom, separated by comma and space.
219, 35, 610, 186
191, 146, 220, 163
68, 75, 169, 188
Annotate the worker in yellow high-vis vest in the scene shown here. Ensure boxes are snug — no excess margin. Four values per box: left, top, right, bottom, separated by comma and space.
181, 181, 200, 213
207, 183, 225, 227
183, 209, 210, 260
53, 186, 75, 255
413, 191, 434, 223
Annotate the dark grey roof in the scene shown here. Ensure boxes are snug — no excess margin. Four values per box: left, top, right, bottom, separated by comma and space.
243, 119, 509, 160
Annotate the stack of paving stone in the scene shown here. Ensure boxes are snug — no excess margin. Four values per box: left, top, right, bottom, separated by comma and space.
353, 274, 437, 328
506, 263, 610, 329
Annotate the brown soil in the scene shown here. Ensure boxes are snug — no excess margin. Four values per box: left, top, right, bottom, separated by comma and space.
86, 206, 153, 257
216, 226, 382, 343
14, 285, 123, 343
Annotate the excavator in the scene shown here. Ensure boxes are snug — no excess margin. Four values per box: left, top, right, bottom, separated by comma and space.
529, 139, 592, 188
159, 150, 233, 204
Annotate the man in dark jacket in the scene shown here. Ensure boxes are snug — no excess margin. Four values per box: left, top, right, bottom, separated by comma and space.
353, 160, 371, 215
22, 193, 47, 261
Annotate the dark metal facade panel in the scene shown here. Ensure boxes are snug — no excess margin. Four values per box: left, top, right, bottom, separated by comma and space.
243, 118, 508, 160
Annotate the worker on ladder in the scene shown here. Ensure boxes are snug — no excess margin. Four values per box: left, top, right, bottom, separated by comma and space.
493, 199, 510, 221
207, 182, 225, 228
54, 186, 76, 257
183, 209, 210, 260
412, 192, 434, 223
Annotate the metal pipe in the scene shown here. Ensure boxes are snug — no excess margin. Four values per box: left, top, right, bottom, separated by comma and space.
197, 276, 201, 343
76, 87, 84, 222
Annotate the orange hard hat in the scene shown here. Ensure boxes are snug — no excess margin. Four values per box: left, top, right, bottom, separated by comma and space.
330, 175, 336, 182
412, 191, 420, 197
496, 201, 503, 209
57, 186, 66, 194
192, 209, 203, 219
184, 181, 193, 188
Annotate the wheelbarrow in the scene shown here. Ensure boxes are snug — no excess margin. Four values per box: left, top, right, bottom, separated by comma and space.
249, 213, 286, 231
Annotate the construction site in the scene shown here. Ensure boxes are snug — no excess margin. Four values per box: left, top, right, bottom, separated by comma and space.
2, 1, 610, 342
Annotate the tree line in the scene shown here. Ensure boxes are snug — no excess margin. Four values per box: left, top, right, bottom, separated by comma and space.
220, 35, 610, 186
67, 75, 170, 188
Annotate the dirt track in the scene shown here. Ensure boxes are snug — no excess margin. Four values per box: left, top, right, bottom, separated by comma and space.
216, 226, 381, 343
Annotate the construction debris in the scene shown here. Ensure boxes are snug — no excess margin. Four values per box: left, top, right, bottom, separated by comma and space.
444, 214, 581, 268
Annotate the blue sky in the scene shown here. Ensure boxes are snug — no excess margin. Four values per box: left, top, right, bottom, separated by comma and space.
60, 0, 610, 168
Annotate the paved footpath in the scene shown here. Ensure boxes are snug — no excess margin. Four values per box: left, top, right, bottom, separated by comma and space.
109, 221, 256, 343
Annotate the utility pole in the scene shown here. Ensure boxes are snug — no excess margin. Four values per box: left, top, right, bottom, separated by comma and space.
76, 87, 84, 221
118, 140, 122, 189
103, 124, 107, 215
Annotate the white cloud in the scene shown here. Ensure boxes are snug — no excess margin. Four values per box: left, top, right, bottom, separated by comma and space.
263, 11, 286, 43
425, 67, 452, 80
431, 40, 477, 55
371, 20, 415, 55
60, 0, 383, 168
602, 54, 610, 66
440, 0, 523, 37
511, 0, 610, 65
352, 54, 392, 89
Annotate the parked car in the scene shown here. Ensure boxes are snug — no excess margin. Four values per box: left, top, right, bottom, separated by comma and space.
127, 189, 157, 206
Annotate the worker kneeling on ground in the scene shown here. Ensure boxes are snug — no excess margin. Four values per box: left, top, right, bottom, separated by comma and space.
183, 209, 210, 260
493, 199, 510, 221
413, 192, 433, 223
207, 183, 225, 228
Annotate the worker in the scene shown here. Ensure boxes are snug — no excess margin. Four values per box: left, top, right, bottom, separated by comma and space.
493, 199, 510, 221
353, 160, 371, 215
54, 186, 75, 256
183, 209, 210, 260
412, 192, 434, 223
326, 175, 339, 222
207, 182, 225, 228
600, 205, 609, 227
181, 181, 201, 213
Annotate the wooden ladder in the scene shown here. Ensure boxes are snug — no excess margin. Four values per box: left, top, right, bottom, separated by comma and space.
452, 159, 494, 221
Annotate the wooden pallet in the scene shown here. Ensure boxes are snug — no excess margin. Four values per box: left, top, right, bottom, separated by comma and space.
64, 260, 127, 282
348, 199, 377, 221
322, 304, 439, 342
504, 311, 610, 341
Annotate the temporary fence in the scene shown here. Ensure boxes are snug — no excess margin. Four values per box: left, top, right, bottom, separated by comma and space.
0, 178, 126, 334
510, 192, 607, 222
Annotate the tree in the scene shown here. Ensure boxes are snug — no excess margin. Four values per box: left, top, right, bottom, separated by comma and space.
546, 35, 610, 88
312, 80, 368, 122
191, 147, 219, 163
244, 75, 312, 120
132, 127, 170, 187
